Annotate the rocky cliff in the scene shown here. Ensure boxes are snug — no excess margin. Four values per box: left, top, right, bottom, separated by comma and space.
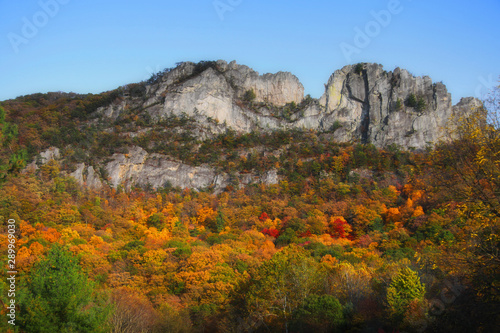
99, 60, 305, 135
98, 60, 479, 150
320, 63, 456, 148
33, 146, 279, 192
31, 60, 481, 191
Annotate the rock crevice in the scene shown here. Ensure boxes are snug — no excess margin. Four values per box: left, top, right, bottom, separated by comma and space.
97, 60, 479, 150
82, 60, 482, 191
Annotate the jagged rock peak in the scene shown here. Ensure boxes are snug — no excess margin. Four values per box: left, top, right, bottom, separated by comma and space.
97, 60, 481, 151
154, 59, 305, 106
320, 62, 480, 149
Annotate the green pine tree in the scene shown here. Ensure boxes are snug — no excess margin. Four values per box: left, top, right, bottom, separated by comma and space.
386, 267, 426, 321
215, 210, 226, 232
18, 244, 112, 333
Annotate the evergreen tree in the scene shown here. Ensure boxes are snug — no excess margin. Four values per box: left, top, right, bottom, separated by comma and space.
386, 267, 426, 321
291, 294, 344, 332
18, 244, 111, 333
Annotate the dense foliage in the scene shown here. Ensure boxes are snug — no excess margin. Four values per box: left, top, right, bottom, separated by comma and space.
0, 85, 499, 332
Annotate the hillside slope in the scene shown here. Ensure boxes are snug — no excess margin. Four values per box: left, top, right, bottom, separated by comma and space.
1, 60, 482, 191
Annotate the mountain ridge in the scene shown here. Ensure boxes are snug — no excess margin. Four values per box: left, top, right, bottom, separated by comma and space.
1, 60, 483, 192
94, 60, 481, 149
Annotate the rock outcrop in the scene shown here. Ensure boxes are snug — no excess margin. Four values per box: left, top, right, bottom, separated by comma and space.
100, 146, 278, 192
97, 60, 479, 151
24, 147, 60, 172
39, 147, 61, 163
127, 60, 304, 134
70, 164, 103, 190
222, 61, 304, 106
320, 63, 462, 148
80, 60, 483, 190
103, 146, 223, 191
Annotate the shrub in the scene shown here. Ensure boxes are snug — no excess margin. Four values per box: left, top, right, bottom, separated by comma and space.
354, 63, 364, 75
146, 213, 166, 230
262, 228, 280, 238
276, 228, 298, 246
126, 83, 147, 98
395, 98, 403, 110
122, 240, 146, 252
406, 93, 418, 108
383, 247, 415, 261
243, 89, 256, 102
405, 94, 427, 112
331, 120, 342, 132
416, 97, 427, 111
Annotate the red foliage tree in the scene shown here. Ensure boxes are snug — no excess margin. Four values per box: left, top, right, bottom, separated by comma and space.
259, 212, 270, 222
262, 228, 279, 238
329, 218, 351, 238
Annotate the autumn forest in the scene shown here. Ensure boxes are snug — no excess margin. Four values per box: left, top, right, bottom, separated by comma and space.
0, 85, 499, 333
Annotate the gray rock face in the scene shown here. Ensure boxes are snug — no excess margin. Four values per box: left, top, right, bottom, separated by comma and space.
24, 147, 61, 172
99, 60, 304, 134
102, 146, 279, 192
70, 164, 103, 189
39, 147, 61, 163
103, 146, 219, 191
86, 61, 482, 190
97, 60, 478, 150
319, 63, 478, 149
150, 66, 255, 133
222, 60, 304, 106
452, 97, 484, 117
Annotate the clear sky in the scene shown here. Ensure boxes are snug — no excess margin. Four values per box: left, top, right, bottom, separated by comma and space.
0, 0, 499, 104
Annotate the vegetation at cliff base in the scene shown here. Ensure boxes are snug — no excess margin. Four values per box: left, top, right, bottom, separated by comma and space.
0, 85, 498, 332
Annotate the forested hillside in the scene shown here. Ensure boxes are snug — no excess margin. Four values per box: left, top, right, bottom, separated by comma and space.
0, 82, 498, 332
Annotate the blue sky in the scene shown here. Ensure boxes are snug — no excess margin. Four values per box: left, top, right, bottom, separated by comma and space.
0, 0, 499, 104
